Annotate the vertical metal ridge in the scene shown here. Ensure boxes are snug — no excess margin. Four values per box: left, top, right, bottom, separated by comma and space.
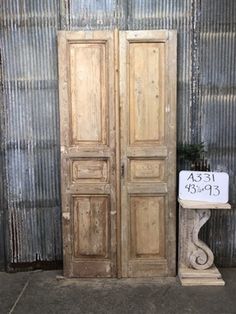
199, 0, 236, 267
1, 0, 61, 265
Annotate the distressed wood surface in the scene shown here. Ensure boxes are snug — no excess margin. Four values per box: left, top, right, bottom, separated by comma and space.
58, 30, 117, 277
59, 30, 176, 278
120, 30, 177, 277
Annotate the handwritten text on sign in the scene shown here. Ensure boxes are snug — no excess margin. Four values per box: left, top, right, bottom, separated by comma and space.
179, 171, 229, 203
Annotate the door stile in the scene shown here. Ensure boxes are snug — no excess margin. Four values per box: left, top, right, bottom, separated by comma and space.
165, 31, 177, 276
114, 29, 122, 278
58, 31, 71, 276
119, 31, 129, 277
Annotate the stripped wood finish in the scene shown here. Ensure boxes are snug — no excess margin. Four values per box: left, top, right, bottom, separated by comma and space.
58, 30, 177, 277
119, 30, 177, 277
58, 31, 117, 277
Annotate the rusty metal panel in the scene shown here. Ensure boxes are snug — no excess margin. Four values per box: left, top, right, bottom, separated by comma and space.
198, 0, 236, 266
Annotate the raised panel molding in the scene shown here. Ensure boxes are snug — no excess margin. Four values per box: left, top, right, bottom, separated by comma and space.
130, 196, 165, 258
73, 196, 109, 258
129, 159, 165, 182
71, 159, 109, 183
69, 42, 108, 146
129, 42, 165, 146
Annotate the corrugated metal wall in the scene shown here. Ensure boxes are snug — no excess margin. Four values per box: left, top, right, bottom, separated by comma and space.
0, 42, 6, 269
0, 0, 235, 269
199, 0, 236, 266
0, 1, 62, 267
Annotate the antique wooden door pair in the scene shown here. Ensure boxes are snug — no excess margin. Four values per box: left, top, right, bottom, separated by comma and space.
58, 30, 176, 278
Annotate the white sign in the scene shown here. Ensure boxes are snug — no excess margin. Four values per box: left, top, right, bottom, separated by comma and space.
179, 171, 229, 203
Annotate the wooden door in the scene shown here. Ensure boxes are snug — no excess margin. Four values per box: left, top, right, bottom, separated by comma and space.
58, 30, 176, 278
58, 31, 117, 277
119, 30, 177, 277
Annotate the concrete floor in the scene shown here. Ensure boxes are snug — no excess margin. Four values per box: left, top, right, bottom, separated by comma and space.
0, 268, 236, 314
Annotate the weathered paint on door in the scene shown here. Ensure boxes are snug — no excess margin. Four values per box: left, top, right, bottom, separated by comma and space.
58, 30, 176, 278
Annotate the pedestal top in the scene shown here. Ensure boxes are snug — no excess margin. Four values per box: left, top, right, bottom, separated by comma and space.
178, 198, 231, 209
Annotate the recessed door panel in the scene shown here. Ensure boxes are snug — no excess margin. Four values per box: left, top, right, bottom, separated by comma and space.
129, 159, 165, 182
129, 43, 165, 145
130, 196, 165, 258
73, 196, 109, 258
58, 31, 116, 278
120, 30, 176, 277
59, 30, 176, 278
71, 159, 108, 183
70, 43, 107, 145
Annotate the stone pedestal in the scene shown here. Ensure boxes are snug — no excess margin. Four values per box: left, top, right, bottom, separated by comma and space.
178, 199, 231, 286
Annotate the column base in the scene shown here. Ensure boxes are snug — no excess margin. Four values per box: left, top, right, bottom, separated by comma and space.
179, 265, 225, 286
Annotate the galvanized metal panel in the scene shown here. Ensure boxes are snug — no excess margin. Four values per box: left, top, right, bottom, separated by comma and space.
0, 49, 7, 269
65, 0, 117, 30
0, 0, 61, 266
199, 0, 236, 266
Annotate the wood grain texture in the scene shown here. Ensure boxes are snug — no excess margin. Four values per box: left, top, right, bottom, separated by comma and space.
129, 43, 165, 145
59, 30, 176, 278
129, 159, 165, 182
58, 31, 116, 278
73, 196, 108, 257
120, 30, 177, 277
130, 196, 165, 257
70, 43, 107, 145
71, 159, 108, 183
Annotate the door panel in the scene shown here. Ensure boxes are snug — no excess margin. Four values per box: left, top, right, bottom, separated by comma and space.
120, 30, 176, 277
129, 42, 165, 145
129, 159, 165, 182
58, 30, 176, 278
70, 43, 107, 145
58, 31, 117, 277
130, 196, 165, 258
71, 159, 109, 183
73, 196, 109, 257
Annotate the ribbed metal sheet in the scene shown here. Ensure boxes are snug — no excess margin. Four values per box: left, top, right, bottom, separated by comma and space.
0, 0, 61, 265
0, 0, 235, 268
0, 44, 6, 269
68, 0, 117, 30
199, 0, 236, 267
